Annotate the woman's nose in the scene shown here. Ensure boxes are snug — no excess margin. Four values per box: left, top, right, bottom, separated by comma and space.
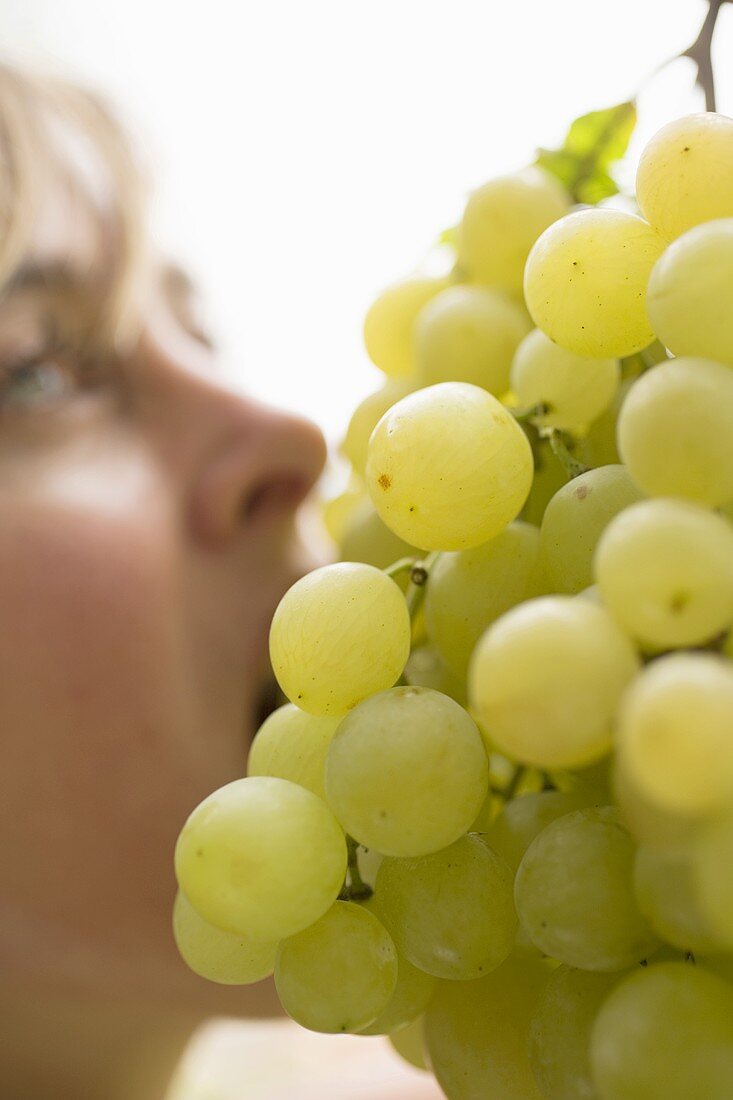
133, 317, 327, 548
189, 396, 327, 548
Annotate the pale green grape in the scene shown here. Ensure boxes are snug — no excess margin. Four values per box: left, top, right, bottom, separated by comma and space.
363, 275, 450, 378
613, 757, 703, 855
425, 521, 544, 679
524, 209, 665, 358
389, 1017, 429, 1070
274, 901, 397, 1033
374, 834, 517, 980
590, 962, 733, 1099
521, 442, 568, 526
172, 891, 279, 984
617, 653, 733, 820
174, 776, 346, 941
618, 357, 733, 506
469, 596, 639, 769
595, 499, 733, 649
342, 379, 416, 475
540, 465, 643, 594
458, 167, 570, 295
322, 482, 366, 542
415, 285, 530, 394
515, 807, 659, 971
634, 847, 723, 955
487, 790, 597, 873
529, 965, 622, 1100
325, 686, 488, 856
403, 644, 467, 705
701, 954, 733, 986
269, 562, 411, 716
637, 113, 733, 241
696, 817, 733, 948
511, 329, 620, 433
575, 378, 634, 469
366, 382, 533, 551
247, 704, 341, 802
425, 955, 549, 1100
338, 499, 419, 571
646, 219, 733, 364
553, 757, 614, 805
358, 894, 435, 1035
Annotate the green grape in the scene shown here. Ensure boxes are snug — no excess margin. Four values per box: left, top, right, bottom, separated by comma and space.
701, 954, 733, 986
269, 562, 411, 716
363, 275, 450, 378
322, 483, 366, 542
425, 521, 544, 679
247, 704, 341, 801
613, 756, 703, 856
425, 955, 549, 1100
521, 441, 568, 526
696, 817, 733, 948
458, 167, 570, 295
636, 113, 733, 241
617, 653, 733, 820
366, 382, 533, 551
338, 498, 419, 571
469, 596, 639, 769
358, 895, 435, 1035
590, 962, 733, 1099
617, 357, 733, 507
274, 901, 398, 1034
174, 776, 346, 941
403, 644, 467, 705
595, 499, 733, 649
415, 284, 530, 395
510, 329, 620, 434
573, 382, 627, 469
553, 757, 614, 805
540, 464, 643, 594
389, 1017, 429, 1071
524, 209, 665, 358
646, 219, 733, 364
325, 686, 488, 856
529, 965, 623, 1100
634, 847, 723, 955
342, 378, 416, 476
374, 834, 517, 980
172, 890, 279, 985
514, 807, 659, 971
487, 790, 598, 873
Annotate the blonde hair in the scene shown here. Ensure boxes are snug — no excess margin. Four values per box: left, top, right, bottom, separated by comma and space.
0, 62, 149, 352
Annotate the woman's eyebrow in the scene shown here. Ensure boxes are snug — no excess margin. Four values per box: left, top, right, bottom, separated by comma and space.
3, 259, 86, 299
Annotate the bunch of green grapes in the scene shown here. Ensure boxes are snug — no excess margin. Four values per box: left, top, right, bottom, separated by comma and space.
174, 111, 733, 1099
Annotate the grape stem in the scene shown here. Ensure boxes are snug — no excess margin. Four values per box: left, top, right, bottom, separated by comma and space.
680, 0, 727, 112
405, 552, 441, 619
384, 556, 418, 580
339, 836, 372, 901
544, 428, 589, 480
503, 765, 527, 802
510, 402, 549, 424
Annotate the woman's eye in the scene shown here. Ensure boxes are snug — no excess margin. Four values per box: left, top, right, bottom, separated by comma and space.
0, 347, 115, 413
0, 356, 82, 409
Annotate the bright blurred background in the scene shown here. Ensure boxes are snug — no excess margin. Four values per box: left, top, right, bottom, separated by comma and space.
2, 2, 731, 1096
2, 0, 730, 449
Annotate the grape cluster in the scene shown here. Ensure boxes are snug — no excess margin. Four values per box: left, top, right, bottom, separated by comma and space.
174, 112, 733, 1099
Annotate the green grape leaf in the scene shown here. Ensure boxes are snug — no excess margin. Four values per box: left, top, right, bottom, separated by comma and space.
536, 100, 636, 205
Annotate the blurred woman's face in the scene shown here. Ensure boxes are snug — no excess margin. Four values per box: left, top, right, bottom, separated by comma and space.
0, 190, 326, 1020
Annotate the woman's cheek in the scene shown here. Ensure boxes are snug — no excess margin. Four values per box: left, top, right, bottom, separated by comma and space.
0, 450, 209, 949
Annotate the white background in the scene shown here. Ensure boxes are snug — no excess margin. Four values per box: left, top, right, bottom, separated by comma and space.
1, 0, 732, 443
